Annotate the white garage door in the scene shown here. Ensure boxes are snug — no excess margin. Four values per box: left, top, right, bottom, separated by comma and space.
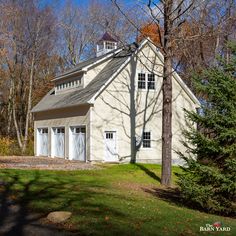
104, 131, 118, 162
37, 128, 48, 156
52, 127, 65, 158
70, 126, 86, 161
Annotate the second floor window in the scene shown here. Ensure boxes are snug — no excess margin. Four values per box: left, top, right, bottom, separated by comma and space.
138, 73, 146, 89
138, 73, 155, 90
148, 74, 155, 90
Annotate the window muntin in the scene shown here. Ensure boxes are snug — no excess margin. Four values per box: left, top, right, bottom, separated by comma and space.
56, 127, 65, 133
143, 132, 151, 148
39, 128, 48, 134
138, 73, 146, 89
106, 132, 114, 139
148, 74, 155, 90
138, 73, 156, 90
74, 127, 86, 133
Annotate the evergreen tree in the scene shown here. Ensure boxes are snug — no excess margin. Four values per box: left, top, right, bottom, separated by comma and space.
177, 43, 236, 216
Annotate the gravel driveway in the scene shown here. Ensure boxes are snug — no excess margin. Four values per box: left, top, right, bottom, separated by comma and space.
0, 156, 98, 170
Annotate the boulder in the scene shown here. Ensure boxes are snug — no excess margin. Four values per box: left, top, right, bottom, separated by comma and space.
47, 211, 72, 223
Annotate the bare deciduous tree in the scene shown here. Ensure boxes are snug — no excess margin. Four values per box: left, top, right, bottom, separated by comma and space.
0, 0, 57, 152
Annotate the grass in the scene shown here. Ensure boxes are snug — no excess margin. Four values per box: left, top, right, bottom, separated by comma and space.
0, 164, 235, 235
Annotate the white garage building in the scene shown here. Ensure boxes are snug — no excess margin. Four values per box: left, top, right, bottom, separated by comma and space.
32, 33, 200, 163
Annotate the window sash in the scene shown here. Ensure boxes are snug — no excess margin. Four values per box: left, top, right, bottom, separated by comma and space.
105, 42, 115, 49
138, 73, 146, 89
148, 74, 155, 90
143, 132, 151, 148
138, 73, 155, 90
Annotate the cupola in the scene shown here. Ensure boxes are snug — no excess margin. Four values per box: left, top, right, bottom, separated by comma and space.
96, 32, 118, 57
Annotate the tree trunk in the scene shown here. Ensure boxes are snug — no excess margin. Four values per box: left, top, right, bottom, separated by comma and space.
12, 91, 23, 148
22, 53, 35, 153
161, 0, 173, 186
7, 81, 13, 135
214, 35, 220, 65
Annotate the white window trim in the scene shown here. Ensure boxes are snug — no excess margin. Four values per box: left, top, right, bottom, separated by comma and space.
137, 72, 156, 91
142, 131, 152, 149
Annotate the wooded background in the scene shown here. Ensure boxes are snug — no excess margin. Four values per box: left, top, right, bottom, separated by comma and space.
0, 0, 235, 156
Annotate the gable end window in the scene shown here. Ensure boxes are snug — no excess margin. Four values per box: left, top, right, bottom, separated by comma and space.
143, 132, 151, 148
138, 73, 146, 89
148, 74, 155, 90
138, 73, 155, 90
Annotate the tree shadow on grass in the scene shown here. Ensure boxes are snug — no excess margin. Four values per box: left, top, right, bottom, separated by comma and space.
0, 170, 136, 236
143, 187, 182, 206
0, 171, 76, 236
143, 186, 226, 217
135, 164, 161, 182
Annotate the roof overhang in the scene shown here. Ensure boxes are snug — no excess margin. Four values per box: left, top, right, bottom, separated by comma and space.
52, 69, 86, 82
52, 48, 122, 82
31, 101, 92, 113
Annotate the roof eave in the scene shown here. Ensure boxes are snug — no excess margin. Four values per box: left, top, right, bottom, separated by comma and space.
52, 69, 86, 82
52, 48, 122, 82
31, 101, 93, 113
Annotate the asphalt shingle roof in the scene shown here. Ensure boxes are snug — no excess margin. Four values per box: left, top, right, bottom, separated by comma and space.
53, 49, 119, 80
32, 44, 137, 113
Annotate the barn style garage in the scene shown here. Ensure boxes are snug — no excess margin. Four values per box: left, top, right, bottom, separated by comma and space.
32, 34, 200, 163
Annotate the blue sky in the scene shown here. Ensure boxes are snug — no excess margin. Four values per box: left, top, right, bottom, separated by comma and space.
42, 0, 136, 8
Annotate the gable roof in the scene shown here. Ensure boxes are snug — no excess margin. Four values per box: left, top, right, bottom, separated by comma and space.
52, 47, 121, 81
32, 39, 200, 113
31, 44, 137, 113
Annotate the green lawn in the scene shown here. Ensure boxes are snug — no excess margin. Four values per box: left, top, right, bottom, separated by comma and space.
0, 164, 235, 235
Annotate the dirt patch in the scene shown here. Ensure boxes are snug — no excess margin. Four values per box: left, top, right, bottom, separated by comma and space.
0, 156, 98, 170
115, 181, 180, 202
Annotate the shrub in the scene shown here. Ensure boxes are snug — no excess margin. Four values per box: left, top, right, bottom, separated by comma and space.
0, 137, 15, 155
177, 43, 236, 216
0, 137, 34, 156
